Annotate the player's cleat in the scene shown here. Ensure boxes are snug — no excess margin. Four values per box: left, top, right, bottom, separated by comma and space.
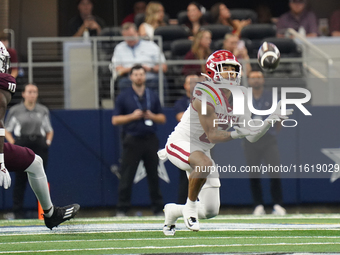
253, 204, 266, 216
272, 204, 286, 215
163, 203, 180, 236
163, 224, 176, 236
182, 203, 199, 231
44, 204, 80, 230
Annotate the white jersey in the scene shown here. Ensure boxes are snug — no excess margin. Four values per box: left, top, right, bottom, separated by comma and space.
168, 80, 250, 152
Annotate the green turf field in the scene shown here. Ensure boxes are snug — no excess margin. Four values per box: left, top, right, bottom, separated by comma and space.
1, 214, 340, 254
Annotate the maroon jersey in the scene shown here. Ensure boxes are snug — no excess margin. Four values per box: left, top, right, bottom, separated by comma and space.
0, 73, 16, 95
0, 73, 33, 172
4, 143, 35, 172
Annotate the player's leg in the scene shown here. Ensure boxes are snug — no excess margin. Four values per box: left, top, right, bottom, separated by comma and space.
142, 134, 163, 215
197, 186, 220, 219
181, 150, 213, 231
24, 155, 53, 212
4, 143, 79, 229
25, 155, 80, 229
162, 141, 191, 235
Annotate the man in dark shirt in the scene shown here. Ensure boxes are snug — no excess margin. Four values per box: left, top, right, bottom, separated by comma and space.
112, 64, 165, 216
242, 71, 286, 216
276, 0, 318, 37
68, 0, 105, 37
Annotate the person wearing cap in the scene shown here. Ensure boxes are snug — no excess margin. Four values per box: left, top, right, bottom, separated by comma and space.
276, 0, 318, 37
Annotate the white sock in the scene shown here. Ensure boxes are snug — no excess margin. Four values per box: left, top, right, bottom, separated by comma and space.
25, 155, 53, 211
185, 197, 197, 213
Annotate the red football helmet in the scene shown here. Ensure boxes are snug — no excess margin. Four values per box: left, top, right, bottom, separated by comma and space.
204, 50, 242, 85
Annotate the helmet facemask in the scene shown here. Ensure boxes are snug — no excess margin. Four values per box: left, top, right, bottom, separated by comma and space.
214, 63, 241, 86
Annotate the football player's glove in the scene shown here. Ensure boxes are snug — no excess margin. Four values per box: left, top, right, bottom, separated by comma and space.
267, 100, 294, 123
231, 126, 260, 139
0, 163, 11, 189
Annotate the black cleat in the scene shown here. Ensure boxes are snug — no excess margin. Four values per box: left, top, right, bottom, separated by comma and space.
44, 204, 80, 230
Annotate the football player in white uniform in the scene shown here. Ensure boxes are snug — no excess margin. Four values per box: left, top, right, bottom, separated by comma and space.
158, 50, 293, 235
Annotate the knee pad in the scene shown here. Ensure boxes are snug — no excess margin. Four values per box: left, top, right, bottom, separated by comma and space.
204, 204, 220, 219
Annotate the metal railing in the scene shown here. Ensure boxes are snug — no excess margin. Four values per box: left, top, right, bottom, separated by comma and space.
286, 28, 334, 103
27, 35, 165, 107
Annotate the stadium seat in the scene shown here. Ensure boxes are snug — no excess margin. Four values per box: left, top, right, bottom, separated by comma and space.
230, 9, 258, 23
177, 10, 213, 25
99, 27, 122, 57
242, 39, 262, 58
213, 39, 224, 51
100, 26, 121, 37
261, 37, 301, 57
203, 11, 214, 24
201, 24, 233, 40
171, 39, 192, 59
134, 13, 145, 29
177, 10, 188, 25
240, 24, 276, 40
154, 25, 190, 52
168, 39, 192, 76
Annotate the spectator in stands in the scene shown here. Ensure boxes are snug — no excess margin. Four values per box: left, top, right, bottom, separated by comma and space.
330, 9, 340, 36
4, 84, 54, 219
256, 4, 276, 24
121, 1, 146, 25
173, 74, 198, 204
112, 22, 167, 93
182, 30, 211, 76
210, 3, 251, 37
242, 70, 286, 216
184, 2, 208, 38
112, 64, 165, 216
276, 0, 318, 37
0, 33, 18, 78
223, 34, 251, 76
138, 2, 166, 40
68, 0, 106, 37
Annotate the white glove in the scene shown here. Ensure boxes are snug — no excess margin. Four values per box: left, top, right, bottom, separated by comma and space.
0, 163, 11, 189
231, 126, 260, 139
267, 100, 294, 123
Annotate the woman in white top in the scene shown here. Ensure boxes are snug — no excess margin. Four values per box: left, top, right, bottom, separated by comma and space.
138, 2, 166, 40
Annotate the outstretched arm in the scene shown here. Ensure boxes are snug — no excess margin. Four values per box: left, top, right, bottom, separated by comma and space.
243, 101, 294, 143
193, 99, 255, 143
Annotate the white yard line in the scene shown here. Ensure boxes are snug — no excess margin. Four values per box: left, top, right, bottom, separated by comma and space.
1, 242, 340, 254
2, 236, 340, 245
2, 214, 340, 224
